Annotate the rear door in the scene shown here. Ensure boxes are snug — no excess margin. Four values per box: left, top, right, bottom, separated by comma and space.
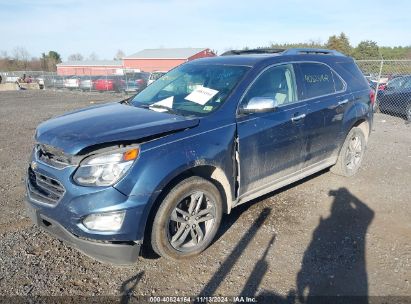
295, 62, 351, 167
236, 63, 307, 196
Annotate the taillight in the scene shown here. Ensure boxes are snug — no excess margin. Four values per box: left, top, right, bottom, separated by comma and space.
369, 89, 375, 105
136, 79, 144, 85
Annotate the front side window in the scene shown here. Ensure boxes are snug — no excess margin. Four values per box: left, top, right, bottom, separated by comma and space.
299, 63, 341, 99
131, 64, 250, 116
242, 64, 297, 106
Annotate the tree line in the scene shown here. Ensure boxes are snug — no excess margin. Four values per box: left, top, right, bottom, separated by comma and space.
1, 33, 410, 72
0, 48, 63, 72
0, 49, 125, 72
241, 33, 410, 60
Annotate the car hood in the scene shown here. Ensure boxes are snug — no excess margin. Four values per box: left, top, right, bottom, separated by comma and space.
35, 102, 199, 155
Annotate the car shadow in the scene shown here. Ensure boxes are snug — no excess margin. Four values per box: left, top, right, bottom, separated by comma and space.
255, 187, 375, 303
213, 168, 329, 244
198, 207, 273, 297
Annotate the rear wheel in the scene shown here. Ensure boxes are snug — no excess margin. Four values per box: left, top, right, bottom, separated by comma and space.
331, 127, 366, 177
151, 176, 222, 260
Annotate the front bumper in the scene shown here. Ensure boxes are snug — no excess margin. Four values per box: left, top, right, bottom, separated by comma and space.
25, 200, 141, 265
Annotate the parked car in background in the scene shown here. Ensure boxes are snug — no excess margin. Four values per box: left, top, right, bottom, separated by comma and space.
123, 72, 150, 93
26, 48, 374, 264
5, 76, 20, 83
148, 71, 166, 85
368, 79, 386, 92
50, 76, 65, 89
94, 76, 126, 92
367, 78, 388, 112
64, 76, 81, 90
35, 77, 45, 89
377, 75, 411, 121
79, 76, 100, 91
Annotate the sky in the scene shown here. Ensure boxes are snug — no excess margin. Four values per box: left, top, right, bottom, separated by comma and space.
0, 0, 410, 61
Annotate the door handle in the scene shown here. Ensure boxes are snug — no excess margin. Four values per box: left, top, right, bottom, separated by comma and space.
291, 114, 306, 122
338, 99, 349, 106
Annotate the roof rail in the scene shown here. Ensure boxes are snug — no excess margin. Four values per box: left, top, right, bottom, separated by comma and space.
220, 48, 346, 57
221, 48, 285, 56
282, 48, 345, 56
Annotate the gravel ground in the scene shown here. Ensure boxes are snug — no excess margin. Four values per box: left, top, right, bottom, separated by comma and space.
0, 90, 410, 301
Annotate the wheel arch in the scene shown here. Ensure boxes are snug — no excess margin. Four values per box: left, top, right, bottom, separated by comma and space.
352, 119, 370, 143
152, 164, 232, 214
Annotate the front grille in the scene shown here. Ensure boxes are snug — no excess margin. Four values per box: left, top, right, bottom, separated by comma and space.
27, 168, 65, 205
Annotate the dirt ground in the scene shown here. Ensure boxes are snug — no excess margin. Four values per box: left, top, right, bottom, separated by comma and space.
0, 90, 410, 302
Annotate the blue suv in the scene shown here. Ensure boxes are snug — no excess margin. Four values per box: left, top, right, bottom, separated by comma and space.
25, 48, 373, 264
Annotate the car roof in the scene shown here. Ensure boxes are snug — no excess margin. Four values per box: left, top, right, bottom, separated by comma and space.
191, 48, 352, 67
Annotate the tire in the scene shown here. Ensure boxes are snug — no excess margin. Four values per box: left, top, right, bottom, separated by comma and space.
406, 104, 411, 122
151, 176, 222, 260
330, 127, 366, 177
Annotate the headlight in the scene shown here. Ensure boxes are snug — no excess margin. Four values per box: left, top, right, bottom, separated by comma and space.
73, 147, 139, 186
83, 211, 126, 231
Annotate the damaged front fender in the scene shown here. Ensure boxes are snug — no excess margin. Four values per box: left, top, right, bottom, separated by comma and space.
112, 122, 238, 239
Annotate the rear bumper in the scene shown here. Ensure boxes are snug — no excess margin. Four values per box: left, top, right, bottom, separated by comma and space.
25, 200, 141, 265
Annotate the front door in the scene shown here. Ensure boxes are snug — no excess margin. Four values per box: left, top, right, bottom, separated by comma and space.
236, 64, 307, 196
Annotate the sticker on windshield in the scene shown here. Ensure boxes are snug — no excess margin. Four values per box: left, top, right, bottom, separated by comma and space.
149, 96, 173, 112
203, 105, 213, 111
185, 86, 219, 105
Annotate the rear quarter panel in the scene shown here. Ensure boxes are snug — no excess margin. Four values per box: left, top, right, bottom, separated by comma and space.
332, 60, 373, 138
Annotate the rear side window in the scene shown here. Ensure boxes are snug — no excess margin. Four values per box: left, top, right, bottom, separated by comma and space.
299, 63, 342, 99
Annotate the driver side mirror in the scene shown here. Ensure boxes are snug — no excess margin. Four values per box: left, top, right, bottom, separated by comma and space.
239, 97, 279, 114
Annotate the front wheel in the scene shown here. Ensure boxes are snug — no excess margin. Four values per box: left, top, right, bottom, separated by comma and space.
151, 176, 223, 260
330, 127, 366, 177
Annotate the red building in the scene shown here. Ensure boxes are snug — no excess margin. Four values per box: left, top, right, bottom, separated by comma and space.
56, 48, 215, 75
56, 60, 123, 76
122, 48, 215, 72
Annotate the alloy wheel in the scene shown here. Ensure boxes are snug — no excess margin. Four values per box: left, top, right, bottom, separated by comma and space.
345, 135, 363, 170
167, 191, 216, 252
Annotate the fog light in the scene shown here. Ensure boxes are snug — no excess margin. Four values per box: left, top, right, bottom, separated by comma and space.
83, 211, 125, 231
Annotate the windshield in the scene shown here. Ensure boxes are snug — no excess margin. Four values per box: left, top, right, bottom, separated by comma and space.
131, 64, 250, 116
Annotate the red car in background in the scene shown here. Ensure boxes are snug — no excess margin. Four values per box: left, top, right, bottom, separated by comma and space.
94, 76, 125, 92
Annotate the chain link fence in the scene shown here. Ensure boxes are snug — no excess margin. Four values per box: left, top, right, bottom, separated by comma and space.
356, 60, 411, 121
0, 68, 161, 94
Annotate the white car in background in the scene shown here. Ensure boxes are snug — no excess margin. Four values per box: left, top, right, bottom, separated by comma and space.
5, 76, 20, 83
64, 76, 81, 89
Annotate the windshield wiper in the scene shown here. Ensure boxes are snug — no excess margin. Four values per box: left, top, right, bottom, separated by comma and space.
120, 94, 136, 105
140, 104, 179, 115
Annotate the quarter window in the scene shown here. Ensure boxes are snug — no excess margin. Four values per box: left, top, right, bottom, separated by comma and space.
299, 63, 342, 99
243, 64, 297, 106
333, 71, 345, 91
